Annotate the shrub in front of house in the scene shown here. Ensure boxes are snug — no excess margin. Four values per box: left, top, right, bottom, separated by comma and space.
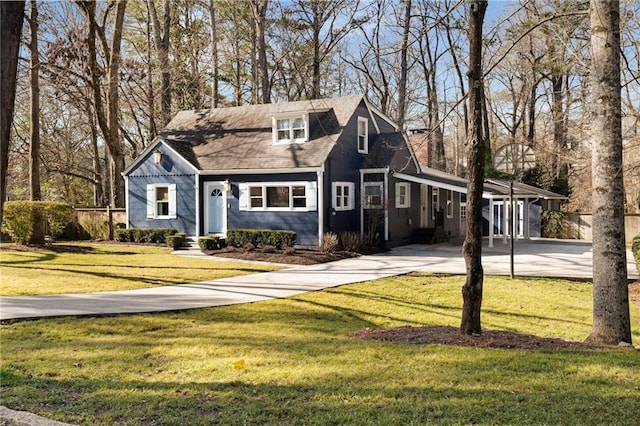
114, 227, 177, 244
227, 229, 297, 249
320, 232, 340, 253
167, 233, 186, 250
339, 231, 373, 253
76, 213, 110, 240
198, 236, 226, 251
1, 201, 74, 244
632, 233, 640, 273
541, 209, 566, 238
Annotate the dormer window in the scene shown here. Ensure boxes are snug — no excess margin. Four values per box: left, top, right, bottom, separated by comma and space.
273, 114, 308, 144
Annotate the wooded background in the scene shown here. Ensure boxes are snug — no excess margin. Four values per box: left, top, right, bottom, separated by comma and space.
5, 0, 640, 215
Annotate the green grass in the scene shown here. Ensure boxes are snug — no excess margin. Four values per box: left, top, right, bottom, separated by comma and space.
1, 274, 639, 425
0, 243, 281, 296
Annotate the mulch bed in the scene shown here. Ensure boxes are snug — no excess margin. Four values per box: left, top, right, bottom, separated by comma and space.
349, 325, 620, 350
204, 247, 365, 265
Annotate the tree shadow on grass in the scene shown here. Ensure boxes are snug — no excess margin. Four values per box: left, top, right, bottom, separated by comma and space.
2, 351, 639, 425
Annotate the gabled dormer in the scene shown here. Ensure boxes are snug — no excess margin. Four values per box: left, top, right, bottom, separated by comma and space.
271, 113, 309, 144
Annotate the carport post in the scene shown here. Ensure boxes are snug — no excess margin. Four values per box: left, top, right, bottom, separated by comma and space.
509, 181, 515, 279
488, 198, 494, 248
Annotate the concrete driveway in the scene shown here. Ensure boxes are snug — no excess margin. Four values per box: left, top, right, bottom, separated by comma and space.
1, 238, 637, 321
395, 238, 639, 280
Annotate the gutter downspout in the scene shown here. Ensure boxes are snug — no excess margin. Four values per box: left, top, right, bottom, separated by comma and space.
195, 172, 200, 237
317, 168, 324, 246
124, 175, 129, 229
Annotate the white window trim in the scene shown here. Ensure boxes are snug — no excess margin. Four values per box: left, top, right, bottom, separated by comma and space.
146, 183, 177, 219
332, 181, 355, 211
357, 116, 368, 154
239, 181, 317, 212
363, 181, 384, 209
272, 114, 309, 144
395, 182, 411, 208
431, 187, 439, 220
446, 190, 453, 218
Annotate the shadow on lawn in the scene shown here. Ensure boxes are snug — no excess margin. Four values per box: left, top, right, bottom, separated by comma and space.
3, 263, 272, 289
1, 348, 638, 425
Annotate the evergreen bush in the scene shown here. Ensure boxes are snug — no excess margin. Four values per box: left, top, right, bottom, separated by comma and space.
1, 201, 74, 244
632, 233, 640, 274
167, 234, 186, 250
227, 229, 296, 249
198, 236, 226, 251
114, 227, 177, 244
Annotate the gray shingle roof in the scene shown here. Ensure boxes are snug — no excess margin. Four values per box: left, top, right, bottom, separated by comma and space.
158, 95, 365, 171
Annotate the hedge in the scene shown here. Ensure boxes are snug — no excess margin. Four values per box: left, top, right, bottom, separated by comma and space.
632, 233, 640, 274
1, 201, 74, 244
114, 227, 177, 244
198, 236, 226, 251
227, 229, 296, 249
167, 233, 186, 250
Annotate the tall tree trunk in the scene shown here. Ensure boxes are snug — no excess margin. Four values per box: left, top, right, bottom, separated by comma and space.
29, 0, 41, 202
28, 0, 43, 244
209, 0, 219, 108
396, 0, 411, 130
460, 0, 487, 336
250, 0, 270, 104
107, 0, 127, 208
79, 0, 127, 208
0, 0, 25, 226
147, 0, 171, 126
527, 80, 538, 147
85, 97, 104, 207
146, 5, 157, 139
551, 74, 566, 181
310, 0, 322, 100
587, 0, 632, 346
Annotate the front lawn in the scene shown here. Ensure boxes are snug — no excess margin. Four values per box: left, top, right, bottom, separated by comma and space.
1, 274, 639, 425
0, 243, 281, 296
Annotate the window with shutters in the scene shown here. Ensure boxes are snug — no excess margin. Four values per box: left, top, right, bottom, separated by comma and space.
146, 183, 177, 219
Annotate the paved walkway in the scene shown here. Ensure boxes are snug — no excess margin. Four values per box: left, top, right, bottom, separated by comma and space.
1, 239, 637, 321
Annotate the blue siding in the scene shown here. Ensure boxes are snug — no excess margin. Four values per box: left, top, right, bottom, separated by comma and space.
202, 173, 319, 246
324, 102, 371, 235
126, 142, 197, 235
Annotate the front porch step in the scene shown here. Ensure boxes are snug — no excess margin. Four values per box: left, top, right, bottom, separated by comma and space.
183, 236, 200, 250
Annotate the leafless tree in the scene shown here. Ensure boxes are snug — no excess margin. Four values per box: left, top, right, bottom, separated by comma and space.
0, 0, 26, 225
460, 0, 487, 336
586, 0, 632, 346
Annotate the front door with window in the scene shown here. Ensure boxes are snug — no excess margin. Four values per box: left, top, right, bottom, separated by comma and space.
206, 182, 226, 234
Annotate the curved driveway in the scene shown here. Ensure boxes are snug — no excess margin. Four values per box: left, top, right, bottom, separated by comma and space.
1, 239, 637, 321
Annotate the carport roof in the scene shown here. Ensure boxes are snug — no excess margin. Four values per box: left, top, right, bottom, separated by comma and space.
393, 169, 567, 200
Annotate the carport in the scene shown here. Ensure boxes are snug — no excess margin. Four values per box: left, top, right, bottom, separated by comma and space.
393, 169, 567, 247
483, 179, 568, 248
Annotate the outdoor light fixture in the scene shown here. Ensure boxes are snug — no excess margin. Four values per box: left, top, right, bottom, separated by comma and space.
224, 178, 232, 192
153, 150, 162, 164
